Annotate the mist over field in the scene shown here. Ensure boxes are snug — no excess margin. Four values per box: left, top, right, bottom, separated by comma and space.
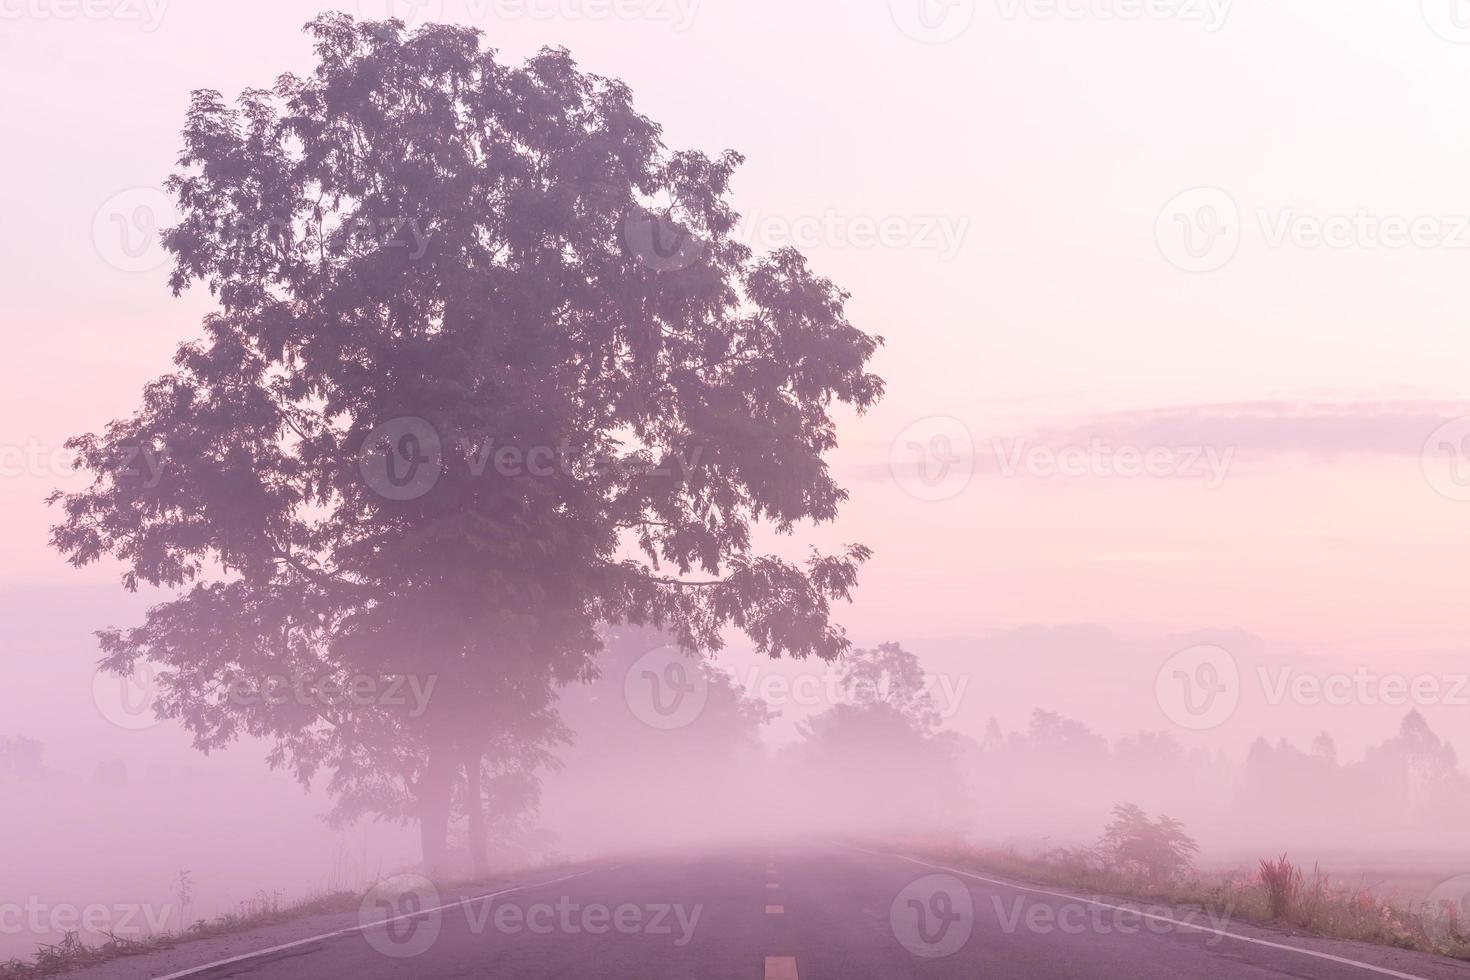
8, 591, 1470, 961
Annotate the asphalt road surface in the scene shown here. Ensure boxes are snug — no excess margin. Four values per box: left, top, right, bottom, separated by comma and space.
65, 843, 1470, 980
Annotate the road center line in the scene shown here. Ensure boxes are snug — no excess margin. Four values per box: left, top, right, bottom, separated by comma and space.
149, 864, 620, 980
841, 844, 1433, 980
764, 954, 799, 979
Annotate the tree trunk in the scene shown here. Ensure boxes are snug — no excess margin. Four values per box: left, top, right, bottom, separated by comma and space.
417, 741, 455, 877
464, 749, 488, 880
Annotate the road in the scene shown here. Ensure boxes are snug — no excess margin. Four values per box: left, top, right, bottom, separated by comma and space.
60, 843, 1470, 980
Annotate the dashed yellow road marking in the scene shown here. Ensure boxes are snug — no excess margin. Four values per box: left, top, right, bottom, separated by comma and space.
764, 955, 799, 979
765, 905, 784, 914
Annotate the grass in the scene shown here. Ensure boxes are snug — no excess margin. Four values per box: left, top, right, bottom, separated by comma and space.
0, 857, 560, 980
1258, 853, 1300, 919
893, 836, 1470, 961
0, 888, 362, 980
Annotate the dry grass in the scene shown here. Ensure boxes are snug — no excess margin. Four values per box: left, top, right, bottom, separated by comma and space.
894, 836, 1470, 960
1259, 854, 1300, 919
0, 889, 360, 980
0, 858, 546, 980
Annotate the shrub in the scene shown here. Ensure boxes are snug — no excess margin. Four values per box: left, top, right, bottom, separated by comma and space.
1258, 854, 1301, 918
1097, 803, 1200, 883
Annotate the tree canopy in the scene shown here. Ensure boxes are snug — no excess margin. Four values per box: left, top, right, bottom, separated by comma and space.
50, 13, 883, 872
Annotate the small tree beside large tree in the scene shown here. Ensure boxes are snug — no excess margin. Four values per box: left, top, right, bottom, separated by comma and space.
51, 14, 883, 874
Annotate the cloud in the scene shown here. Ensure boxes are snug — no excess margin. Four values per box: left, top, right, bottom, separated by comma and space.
1027, 400, 1470, 459
853, 399, 1470, 482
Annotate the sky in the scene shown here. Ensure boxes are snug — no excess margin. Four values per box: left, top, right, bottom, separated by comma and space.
4, 0, 1470, 754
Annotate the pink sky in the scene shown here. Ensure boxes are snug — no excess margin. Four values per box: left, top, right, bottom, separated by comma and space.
5, 1, 1470, 661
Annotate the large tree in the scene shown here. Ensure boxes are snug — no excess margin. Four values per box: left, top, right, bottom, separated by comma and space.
51, 14, 882, 873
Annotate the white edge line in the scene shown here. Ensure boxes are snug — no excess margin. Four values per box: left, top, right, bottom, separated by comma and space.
151, 863, 621, 980
841, 844, 1434, 980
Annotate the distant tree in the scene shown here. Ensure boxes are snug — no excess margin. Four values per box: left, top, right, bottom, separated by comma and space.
1310, 730, 1337, 763
981, 715, 1004, 751
0, 736, 49, 782
1236, 736, 1325, 836
1233, 716, 1470, 844
50, 14, 882, 873
1352, 710, 1470, 830
1112, 730, 1185, 765
837, 642, 940, 733
91, 759, 129, 789
1109, 731, 1195, 811
1022, 709, 1109, 759
1097, 802, 1199, 882
795, 642, 968, 833
962, 709, 1116, 832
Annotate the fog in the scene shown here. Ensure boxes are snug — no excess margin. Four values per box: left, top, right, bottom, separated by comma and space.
8, 1, 1470, 974
8, 596, 1470, 960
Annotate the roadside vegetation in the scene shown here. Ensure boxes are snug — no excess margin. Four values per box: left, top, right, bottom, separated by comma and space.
898, 805, 1470, 961
0, 889, 361, 980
